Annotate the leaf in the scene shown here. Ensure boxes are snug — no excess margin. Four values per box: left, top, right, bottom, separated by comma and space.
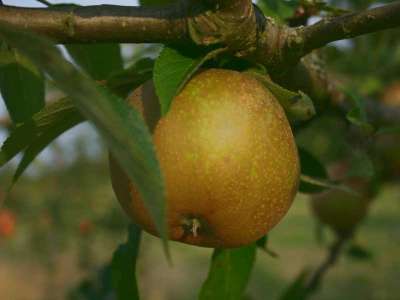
68, 264, 115, 300
298, 148, 328, 193
257, 0, 299, 23
66, 43, 123, 80
346, 243, 373, 261
245, 70, 315, 121
111, 223, 141, 300
0, 98, 81, 168
0, 48, 44, 123
199, 244, 256, 300
0, 23, 169, 258
279, 269, 310, 300
375, 125, 400, 135
12, 111, 81, 185
107, 58, 154, 98
343, 89, 374, 134
0, 58, 154, 182
154, 46, 226, 115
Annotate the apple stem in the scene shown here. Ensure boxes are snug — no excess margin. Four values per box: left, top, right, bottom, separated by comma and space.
181, 217, 202, 237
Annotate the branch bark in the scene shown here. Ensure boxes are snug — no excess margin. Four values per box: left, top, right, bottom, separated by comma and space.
0, 4, 189, 43
0, 1, 399, 71
299, 1, 400, 55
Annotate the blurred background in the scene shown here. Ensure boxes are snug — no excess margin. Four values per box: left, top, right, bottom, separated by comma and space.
0, 0, 399, 299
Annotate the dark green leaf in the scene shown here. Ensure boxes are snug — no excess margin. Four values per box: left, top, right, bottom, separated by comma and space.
0, 48, 44, 123
0, 59, 153, 182
375, 125, 400, 135
279, 269, 310, 300
199, 244, 256, 300
0, 23, 169, 258
343, 89, 374, 134
298, 147, 328, 193
12, 111, 81, 185
68, 264, 115, 300
107, 58, 154, 98
66, 43, 123, 80
111, 224, 141, 300
256, 235, 268, 249
154, 46, 225, 115
346, 243, 373, 261
0, 98, 81, 169
257, 0, 299, 23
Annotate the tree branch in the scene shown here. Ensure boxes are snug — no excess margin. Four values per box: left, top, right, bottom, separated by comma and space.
0, 1, 399, 72
305, 236, 347, 293
300, 1, 400, 55
0, 4, 189, 44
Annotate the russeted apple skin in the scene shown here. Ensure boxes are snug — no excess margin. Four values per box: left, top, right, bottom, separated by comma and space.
110, 69, 300, 248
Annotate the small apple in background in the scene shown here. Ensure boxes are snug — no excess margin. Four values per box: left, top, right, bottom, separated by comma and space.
310, 161, 372, 237
381, 81, 400, 107
0, 209, 16, 239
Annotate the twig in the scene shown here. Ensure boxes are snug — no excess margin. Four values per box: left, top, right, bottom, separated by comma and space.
299, 1, 400, 55
305, 236, 347, 293
36, 0, 52, 6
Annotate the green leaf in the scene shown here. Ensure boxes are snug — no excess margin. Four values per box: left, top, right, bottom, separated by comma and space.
154, 46, 226, 115
107, 58, 154, 98
0, 58, 154, 182
346, 243, 373, 261
12, 111, 81, 185
256, 235, 268, 249
245, 70, 315, 121
0, 48, 44, 123
257, 0, 299, 23
199, 244, 256, 300
111, 223, 141, 300
0, 23, 169, 258
66, 43, 123, 80
0, 98, 81, 169
279, 269, 310, 300
298, 148, 328, 193
375, 125, 400, 135
343, 89, 374, 134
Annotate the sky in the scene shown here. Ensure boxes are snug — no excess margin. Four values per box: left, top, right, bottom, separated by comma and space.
5, 0, 138, 6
